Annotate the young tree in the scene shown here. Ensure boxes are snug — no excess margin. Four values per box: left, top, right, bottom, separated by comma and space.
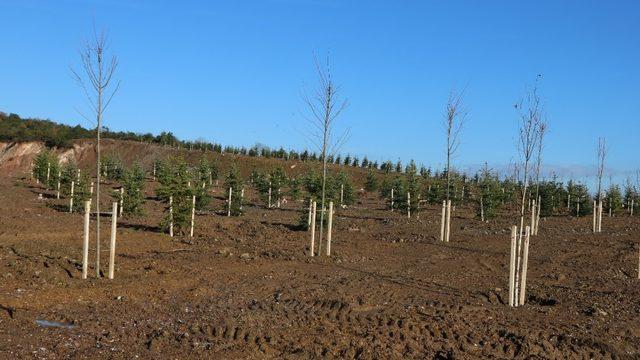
514, 81, 544, 236
33, 149, 59, 188
476, 164, 502, 221
72, 28, 120, 276
302, 55, 348, 254
365, 169, 378, 192
289, 177, 301, 201
605, 183, 623, 216
443, 89, 467, 201
119, 164, 146, 217
156, 158, 193, 234
623, 178, 638, 214
224, 164, 244, 216
72, 171, 92, 212
60, 161, 79, 196
596, 137, 607, 203
102, 153, 124, 181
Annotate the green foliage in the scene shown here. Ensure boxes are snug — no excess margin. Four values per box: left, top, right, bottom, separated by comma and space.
476, 167, 502, 220
288, 177, 301, 201
116, 164, 146, 217
605, 184, 623, 215
224, 164, 244, 216
72, 171, 92, 212
396, 161, 420, 213
102, 154, 125, 181
333, 171, 355, 206
623, 181, 638, 213
193, 159, 212, 209
303, 170, 322, 199
567, 181, 592, 216
365, 169, 378, 192
33, 149, 59, 187
60, 161, 79, 197
379, 176, 392, 199
427, 181, 445, 205
156, 157, 194, 234
536, 178, 565, 217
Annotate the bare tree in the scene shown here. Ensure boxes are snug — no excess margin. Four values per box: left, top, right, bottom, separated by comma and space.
596, 137, 607, 202
514, 80, 543, 232
302, 55, 348, 255
444, 89, 467, 201
72, 28, 120, 277
513, 80, 543, 303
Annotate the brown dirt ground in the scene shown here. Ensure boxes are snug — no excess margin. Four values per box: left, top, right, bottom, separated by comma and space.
1, 174, 640, 359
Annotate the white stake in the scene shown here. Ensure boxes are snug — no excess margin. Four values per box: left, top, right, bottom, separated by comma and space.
307, 199, 312, 227
56, 171, 61, 199
169, 196, 174, 237
310, 201, 317, 257
598, 200, 603, 233
519, 226, 531, 306
508, 225, 517, 307
90, 182, 94, 196
46, 163, 50, 184
228, 187, 232, 217
391, 188, 394, 211
631, 199, 635, 216
240, 188, 244, 210
82, 200, 91, 279
530, 200, 536, 232
108, 202, 118, 280
326, 201, 333, 256
514, 225, 523, 306
340, 184, 344, 207
268, 184, 272, 208
69, 181, 75, 213
277, 188, 281, 208
77, 169, 80, 182
119, 187, 124, 217
440, 200, 446, 242
190, 195, 196, 237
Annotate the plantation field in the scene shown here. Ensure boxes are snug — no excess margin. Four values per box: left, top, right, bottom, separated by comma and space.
1, 174, 640, 359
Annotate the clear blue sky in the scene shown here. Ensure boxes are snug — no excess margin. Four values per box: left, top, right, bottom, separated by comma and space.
1, 0, 638, 186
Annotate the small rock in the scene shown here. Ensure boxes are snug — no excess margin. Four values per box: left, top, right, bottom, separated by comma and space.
218, 247, 232, 257
240, 253, 252, 260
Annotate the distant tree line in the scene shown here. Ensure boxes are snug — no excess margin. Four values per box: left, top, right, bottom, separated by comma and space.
0, 111, 422, 174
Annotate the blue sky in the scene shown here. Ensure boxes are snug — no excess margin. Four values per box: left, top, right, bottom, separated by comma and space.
1, 0, 638, 186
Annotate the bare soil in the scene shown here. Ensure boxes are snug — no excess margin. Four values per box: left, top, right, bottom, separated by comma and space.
1, 175, 639, 359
